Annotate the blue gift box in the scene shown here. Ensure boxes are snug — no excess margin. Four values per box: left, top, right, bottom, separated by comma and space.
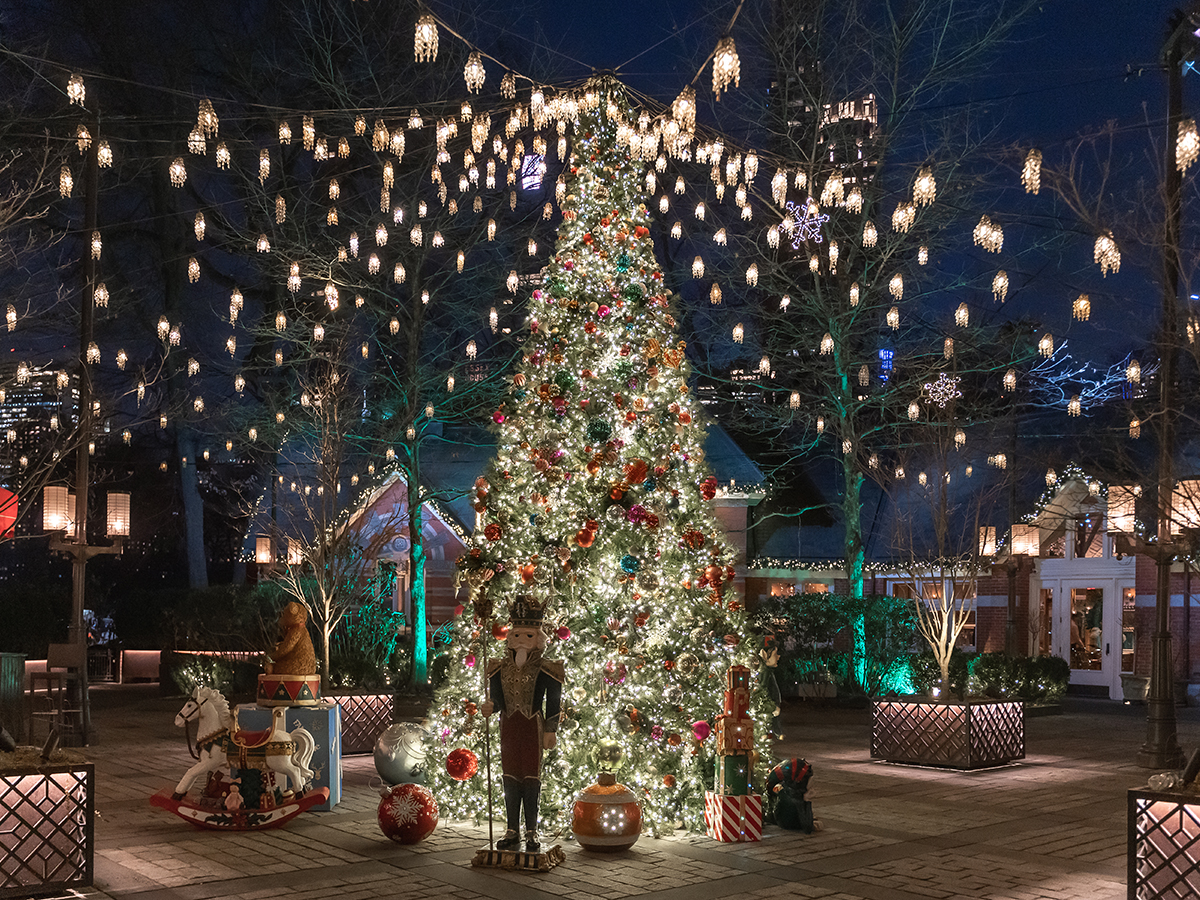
234, 700, 342, 811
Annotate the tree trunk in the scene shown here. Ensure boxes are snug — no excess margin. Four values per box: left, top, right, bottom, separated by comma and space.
177, 428, 208, 589
411, 538, 427, 686
404, 459, 428, 687
843, 462, 866, 690
940, 658, 951, 702
322, 618, 332, 694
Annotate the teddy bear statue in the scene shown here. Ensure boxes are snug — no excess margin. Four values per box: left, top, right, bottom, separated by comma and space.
257, 601, 321, 706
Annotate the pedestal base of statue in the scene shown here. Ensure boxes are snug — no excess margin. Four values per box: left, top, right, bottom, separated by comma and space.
471, 844, 565, 872
257, 673, 321, 707
235, 701, 341, 811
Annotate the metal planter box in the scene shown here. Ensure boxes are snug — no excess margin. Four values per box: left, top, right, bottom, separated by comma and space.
1128, 788, 1200, 899
334, 692, 394, 755
871, 698, 1025, 769
0, 763, 94, 898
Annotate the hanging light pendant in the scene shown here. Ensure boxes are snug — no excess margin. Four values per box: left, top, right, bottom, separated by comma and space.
913, 166, 936, 206
712, 37, 741, 100
1179, 119, 1200, 173
1094, 231, 1120, 276
1022, 148, 1042, 193
414, 13, 438, 62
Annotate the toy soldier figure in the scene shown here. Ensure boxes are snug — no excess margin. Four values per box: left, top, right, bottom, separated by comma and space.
480, 596, 564, 852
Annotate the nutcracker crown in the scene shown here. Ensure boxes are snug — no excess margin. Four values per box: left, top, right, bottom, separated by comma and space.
509, 594, 546, 628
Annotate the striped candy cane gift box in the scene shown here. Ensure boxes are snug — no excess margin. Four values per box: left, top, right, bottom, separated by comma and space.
704, 790, 763, 842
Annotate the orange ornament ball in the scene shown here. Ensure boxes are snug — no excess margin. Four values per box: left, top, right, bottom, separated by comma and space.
572, 772, 642, 852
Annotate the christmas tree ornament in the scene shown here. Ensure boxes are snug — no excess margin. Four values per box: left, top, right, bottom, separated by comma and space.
572, 772, 642, 852
446, 748, 479, 781
377, 783, 438, 844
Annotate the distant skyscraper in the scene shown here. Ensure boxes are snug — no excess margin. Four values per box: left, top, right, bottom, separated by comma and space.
0, 364, 78, 479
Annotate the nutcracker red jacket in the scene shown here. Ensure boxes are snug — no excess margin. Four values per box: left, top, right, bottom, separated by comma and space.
487, 656, 564, 732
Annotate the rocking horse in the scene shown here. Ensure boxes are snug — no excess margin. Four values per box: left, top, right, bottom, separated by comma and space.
151, 685, 328, 830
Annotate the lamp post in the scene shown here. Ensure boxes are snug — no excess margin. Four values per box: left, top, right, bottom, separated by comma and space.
1137, 7, 1200, 770
43, 486, 127, 745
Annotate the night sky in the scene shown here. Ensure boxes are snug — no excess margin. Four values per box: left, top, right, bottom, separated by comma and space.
448, 0, 1197, 361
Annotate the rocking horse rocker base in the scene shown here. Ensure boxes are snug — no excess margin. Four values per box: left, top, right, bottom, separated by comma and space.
151, 785, 330, 831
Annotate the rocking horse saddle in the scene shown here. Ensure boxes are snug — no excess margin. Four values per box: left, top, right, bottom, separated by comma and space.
232, 726, 276, 749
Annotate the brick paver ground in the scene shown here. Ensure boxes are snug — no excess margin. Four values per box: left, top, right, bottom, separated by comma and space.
45, 684, 1198, 900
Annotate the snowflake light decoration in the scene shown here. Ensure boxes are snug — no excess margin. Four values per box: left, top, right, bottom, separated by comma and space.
923, 372, 961, 408
784, 198, 829, 248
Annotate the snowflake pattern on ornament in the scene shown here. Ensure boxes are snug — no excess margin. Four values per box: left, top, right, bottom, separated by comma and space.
386, 792, 422, 826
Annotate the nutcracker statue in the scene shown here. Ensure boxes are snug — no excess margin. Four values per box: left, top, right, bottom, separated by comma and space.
480, 596, 564, 853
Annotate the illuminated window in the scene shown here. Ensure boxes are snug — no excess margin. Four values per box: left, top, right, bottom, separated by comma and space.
878, 348, 893, 381
520, 154, 546, 191
1074, 515, 1104, 559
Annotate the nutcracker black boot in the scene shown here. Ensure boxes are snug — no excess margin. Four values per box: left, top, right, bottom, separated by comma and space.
523, 779, 541, 852
497, 779, 522, 850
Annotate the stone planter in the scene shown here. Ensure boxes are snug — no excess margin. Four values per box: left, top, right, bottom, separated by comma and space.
1128, 788, 1200, 899
0, 762, 94, 897
1121, 674, 1149, 703
870, 698, 1024, 770
333, 692, 395, 755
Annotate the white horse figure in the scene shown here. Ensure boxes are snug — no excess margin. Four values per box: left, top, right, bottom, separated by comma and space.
172, 685, 316, 800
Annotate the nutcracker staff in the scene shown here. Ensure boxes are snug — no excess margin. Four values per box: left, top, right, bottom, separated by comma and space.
480, 596, 564, 852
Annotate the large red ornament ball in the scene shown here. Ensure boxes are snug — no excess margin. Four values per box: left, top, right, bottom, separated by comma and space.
572, 772, 642, 852
377, 783, 438, 844
446, 748, 478, 781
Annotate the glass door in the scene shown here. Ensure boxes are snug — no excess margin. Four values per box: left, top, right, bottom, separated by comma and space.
1122, 587, 1137, 673
1069, 587, 1104, 671
1038, 588, 1054, 657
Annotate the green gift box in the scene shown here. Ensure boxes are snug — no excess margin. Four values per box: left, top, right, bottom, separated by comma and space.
715, 753, 750, 795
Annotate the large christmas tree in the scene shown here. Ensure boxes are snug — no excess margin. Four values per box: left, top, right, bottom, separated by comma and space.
427, 76, 769, 836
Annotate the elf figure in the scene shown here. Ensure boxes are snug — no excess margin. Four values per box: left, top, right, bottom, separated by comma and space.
766, 757, 820, 833
761, 634, 783, 740
480, 596, 564, 852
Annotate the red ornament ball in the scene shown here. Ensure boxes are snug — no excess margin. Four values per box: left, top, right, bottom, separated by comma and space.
377, 783, 438, 844
446, 748, 479, 781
